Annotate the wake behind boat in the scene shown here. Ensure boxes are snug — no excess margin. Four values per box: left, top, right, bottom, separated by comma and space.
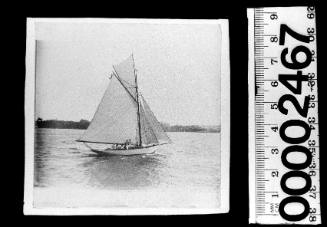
77, 54, 172, 155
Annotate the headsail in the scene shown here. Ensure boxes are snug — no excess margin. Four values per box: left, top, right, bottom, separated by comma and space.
139, 94, 172, 145
138, 105, 159, 145
79, 75, 139, 144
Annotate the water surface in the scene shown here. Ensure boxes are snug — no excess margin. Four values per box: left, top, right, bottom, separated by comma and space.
34, 128, 221, 208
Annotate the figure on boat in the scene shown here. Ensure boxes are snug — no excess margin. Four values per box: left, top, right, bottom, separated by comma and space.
77, 54, 172, 155
112, 139, 133, 150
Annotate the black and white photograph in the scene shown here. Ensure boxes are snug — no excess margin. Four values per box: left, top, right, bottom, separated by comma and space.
24, 18, 230, 215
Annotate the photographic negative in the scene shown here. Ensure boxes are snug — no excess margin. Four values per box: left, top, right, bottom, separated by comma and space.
24, 18, 230, 215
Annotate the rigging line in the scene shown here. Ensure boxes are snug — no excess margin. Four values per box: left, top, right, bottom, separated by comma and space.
132, 53, 142, 146
117, 76, 135, 88
112, 70, 137, 103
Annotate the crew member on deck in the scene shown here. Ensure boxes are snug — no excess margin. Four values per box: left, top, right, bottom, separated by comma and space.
125, 139, 130, 149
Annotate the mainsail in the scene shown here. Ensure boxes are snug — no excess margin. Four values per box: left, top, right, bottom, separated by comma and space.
79, 55, 171, 147
79, 75, 139, 144
113, 55, 137, 100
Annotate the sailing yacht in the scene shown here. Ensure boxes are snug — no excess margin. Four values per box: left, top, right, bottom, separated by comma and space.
77, 55, 171, 155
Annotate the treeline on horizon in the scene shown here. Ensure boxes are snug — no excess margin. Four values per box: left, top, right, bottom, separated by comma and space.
35, 118, 220, 133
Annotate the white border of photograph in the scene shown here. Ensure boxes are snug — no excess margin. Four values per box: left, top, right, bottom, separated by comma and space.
24, 18, 230, 215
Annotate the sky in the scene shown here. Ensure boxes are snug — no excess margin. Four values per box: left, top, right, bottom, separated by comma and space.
35, 20, 221, 126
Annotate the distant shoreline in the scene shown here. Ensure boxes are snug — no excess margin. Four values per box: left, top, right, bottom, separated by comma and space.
35, 119, 221, 133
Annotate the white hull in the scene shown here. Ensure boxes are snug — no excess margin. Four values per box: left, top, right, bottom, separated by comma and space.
89, 146, 158, 156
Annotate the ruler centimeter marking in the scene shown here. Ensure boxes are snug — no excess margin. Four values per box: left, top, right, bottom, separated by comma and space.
248, 7, 321, 224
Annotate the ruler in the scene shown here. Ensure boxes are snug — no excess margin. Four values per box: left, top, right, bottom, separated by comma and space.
248, 7, 321, 224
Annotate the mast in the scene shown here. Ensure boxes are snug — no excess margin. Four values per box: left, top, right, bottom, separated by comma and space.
132, 54, 142, 147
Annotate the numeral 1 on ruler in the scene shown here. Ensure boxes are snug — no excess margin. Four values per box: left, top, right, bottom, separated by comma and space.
248, 7, 321, 224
